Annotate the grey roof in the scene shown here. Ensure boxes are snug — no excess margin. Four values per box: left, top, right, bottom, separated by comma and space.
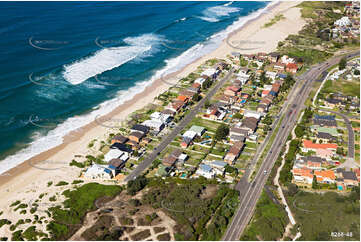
300, 156, 325, 164
342, 171, 358, 181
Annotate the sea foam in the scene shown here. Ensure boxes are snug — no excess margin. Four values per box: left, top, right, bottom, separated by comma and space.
63, 33, 162, 85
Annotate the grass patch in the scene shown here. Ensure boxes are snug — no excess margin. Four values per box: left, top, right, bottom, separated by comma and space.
263, 14, 285, 28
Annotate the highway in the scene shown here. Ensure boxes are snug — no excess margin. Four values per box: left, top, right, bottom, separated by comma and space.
223, 50, 359, 241
124, 68, 235, 182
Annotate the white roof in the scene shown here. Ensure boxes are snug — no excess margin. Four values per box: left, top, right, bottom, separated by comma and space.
150, 112, 171, 123
194, 77, 206, 85
183, 130, 197, 139
104, 149, 125, 162
142, 119, 164, 130
179, 153, 188, 161
201, 68, 217, 77
84, 164, 111, 178
244, 110, 262, 119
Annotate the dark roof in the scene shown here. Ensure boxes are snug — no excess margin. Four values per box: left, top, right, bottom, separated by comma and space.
112, 135, 128, 144
342, 171, 358, 181
314, 115, 335, 120
171, 149, 182, 158
325, 98, 345, 105
241, 117, 258, 131
161, 109, 176, 115
110, 143, 133, 153
163, 155, 177, 167
269, 52, 280, 57
230, 126, 248, 136
129, 131, 145, 139
230, 135, 246, 142
109, 158, 126, 169
301, 156, 325, 164
313, 119, 337, 127
131, 124, 150, 134
317, 132, 336, 141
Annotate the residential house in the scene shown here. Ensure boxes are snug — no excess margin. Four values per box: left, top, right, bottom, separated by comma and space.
196, 164, 216, 179
272, 62, 286, 71
104, 149, 129, 162
128, 131, 145, 143
209, 160, 227, 175
161, 108, 176, 116
314, 170, 336, 184
230, 126, 249, 137
131, 124, 150, 135
286, 63, 298, 73
110, 142, 133, 154
111, 135, 128, 145
241, 117, 258, 135
302, 140, 337, 152
108, 158, 126, 176
189, 125, 206, 136
316, 148, 336, 162
281, 55, 295, 65
194, 77, 206, 86
179, 90, 196, 99
257, 103, 268, 113
317, 132, 337, 142
300, 156, 325, 170
150, 111, 172, 124
292, 167, 313, 184
312, 118, 337, 127
224, 142, 244, 164
243, 110, 262, 120
324, 98, 345, 109
142, 119, 165, 134
268, 52, 280, 62
224, 85, 241, 96
169, 100, 185, 113
84, 164, 113, 180
177, 95, 190, 103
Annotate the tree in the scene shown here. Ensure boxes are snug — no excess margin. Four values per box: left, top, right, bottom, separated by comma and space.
232, 112, 243, 119
204, 100, 211, 109
215, 124, 229, 141
287, 183, 298, 196
339, 58, 347, 70
192, 93, 200, 102
312, 175, 318, 189
354, 69, 360, 75
127, 175, 148, 195
295, 125, 305, 137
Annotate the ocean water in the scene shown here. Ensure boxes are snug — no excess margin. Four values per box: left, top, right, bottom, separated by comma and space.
0, 1, 269, 174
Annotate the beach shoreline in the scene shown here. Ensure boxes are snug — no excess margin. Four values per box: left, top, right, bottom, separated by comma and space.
0, 0, 305, 219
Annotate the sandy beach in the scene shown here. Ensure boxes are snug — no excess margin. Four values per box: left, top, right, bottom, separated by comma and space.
0, 1, 305, 234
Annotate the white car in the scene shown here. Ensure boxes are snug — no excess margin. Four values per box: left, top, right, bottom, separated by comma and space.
264, 170, 267, 174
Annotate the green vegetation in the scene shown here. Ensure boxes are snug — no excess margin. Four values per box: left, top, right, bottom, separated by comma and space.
339, 58, 347, 70
287, 188, 360, 241
142, 178, 239, 240
241, 191, 289, 240
127, 175, 148, 195
46, 183, 122, 240
215, 123, 230, 141
279, 139, 300, 185
72, 180, 84, 185
55, 181, 69, 186
263, 14, 285, 28
0, 219, 11, 228
10, 201, 20, 207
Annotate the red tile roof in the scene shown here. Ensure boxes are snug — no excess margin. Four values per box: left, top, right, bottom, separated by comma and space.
303, 140, 337, 149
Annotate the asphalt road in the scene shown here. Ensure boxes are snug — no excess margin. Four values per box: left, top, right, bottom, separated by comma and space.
124, 68, 235, 182
319, 108, 355, 159
223, 50, 359, 241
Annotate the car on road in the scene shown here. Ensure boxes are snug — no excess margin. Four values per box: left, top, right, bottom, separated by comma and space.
264, 170, 267, 174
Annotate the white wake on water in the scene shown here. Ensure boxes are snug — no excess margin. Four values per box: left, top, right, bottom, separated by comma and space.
199, 5, 240, 22
63, 33, 162, 85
